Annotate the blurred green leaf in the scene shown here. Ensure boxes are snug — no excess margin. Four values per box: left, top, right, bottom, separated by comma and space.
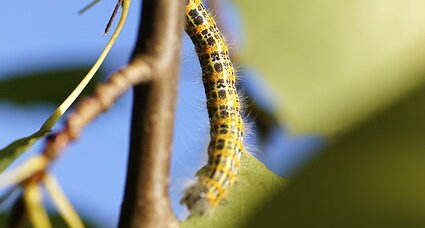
0, 68, 99, 104
245, 83, 425, 227
235, 0, 425, 135
182, 154, 286, 228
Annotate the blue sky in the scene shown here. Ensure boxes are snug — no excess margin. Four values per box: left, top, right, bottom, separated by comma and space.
0, 1, 324, 226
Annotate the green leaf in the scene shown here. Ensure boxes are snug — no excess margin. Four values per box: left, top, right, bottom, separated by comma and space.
0, 68, 98, 104
182, 154, 286, 228
245, 84, 425, 227
234, 0, 425, 135
0, 129, 49, 172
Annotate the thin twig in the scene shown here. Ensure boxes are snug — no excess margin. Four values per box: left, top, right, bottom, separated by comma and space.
78, 0, 101, 15
118, 0, 184, 227
104, 0, 124, 35
42, 58, 151, 160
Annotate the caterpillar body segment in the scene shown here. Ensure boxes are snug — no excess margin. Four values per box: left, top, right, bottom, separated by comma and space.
182, 0, 246, 215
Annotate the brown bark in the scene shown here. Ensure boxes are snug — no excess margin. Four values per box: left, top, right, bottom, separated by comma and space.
118, 0, 184, 227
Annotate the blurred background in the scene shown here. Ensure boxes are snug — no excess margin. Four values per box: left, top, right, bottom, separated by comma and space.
1, 0, 425, 227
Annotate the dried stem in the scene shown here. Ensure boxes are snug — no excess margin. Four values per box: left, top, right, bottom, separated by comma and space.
42, 58, 151, 160
118, 0, 184, 227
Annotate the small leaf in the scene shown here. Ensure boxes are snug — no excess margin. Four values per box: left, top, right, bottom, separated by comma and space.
0, 129, 49, 172
182, 154, 286, 228
0, 108, 65, 172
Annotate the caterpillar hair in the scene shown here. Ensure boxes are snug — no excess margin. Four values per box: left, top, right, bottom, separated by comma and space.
181, 0, 248, 215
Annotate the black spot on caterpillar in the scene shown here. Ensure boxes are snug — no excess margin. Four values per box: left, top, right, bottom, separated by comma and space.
181, 0, 246, 215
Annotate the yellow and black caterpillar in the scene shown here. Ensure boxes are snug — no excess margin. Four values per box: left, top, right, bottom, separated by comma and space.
181, 0, 246, 215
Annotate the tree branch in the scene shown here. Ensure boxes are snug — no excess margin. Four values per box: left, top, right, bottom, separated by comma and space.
42, 58, 151, 160
118, 0, 184, 227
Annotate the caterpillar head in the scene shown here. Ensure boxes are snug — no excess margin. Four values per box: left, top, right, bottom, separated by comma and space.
180, 183, 211, 216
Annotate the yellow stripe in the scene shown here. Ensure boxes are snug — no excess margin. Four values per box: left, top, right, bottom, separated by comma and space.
183, 0, 246, 214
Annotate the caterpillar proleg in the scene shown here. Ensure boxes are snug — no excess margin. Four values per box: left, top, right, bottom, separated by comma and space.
181, 0, 246, 215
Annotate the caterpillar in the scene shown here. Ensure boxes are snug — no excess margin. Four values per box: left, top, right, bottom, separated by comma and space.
181, 0, 246, 215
